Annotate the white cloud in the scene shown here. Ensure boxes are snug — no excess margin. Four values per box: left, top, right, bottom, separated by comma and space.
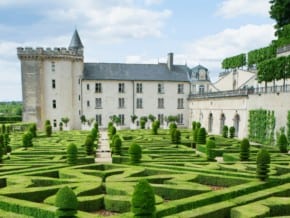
216, 0, 270, 18
144, 0, 163, 6
183, 24, 275, 80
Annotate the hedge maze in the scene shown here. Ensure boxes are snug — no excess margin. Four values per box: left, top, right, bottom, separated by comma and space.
0, 128, 290, 217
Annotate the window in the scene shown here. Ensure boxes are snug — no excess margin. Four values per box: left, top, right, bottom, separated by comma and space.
53, 119, 57, 127
119, 114, 125, 126
51, 61, 55, 72
177, 98, 184, 109
158, 83, 164, 94
95, 98, 102, 108
199, 85, 205, 94
87, 100, 90, 107
96, 114, 102, 126
118, 98, 125, 108
52, 100, 56, 109
87, 84, 90, 90
136, 83, 143, 93
220, 114, 225, 134
136, 98, 143, 109
52, 79, 56, 89
158, 114, 164, 125
119, 83, 125, 93
158, 98, 164, 109
95, 83, 102, 93
234, 114, 240, 137
177, 114, 183, 124
178, 84, 184, 94
78, 95, 80, 101
208, 113, 213, 132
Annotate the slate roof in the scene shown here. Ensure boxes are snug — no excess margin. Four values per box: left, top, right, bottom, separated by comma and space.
83, 63, 190, 82
69, 30, 84, 49
192, 64, 208, 73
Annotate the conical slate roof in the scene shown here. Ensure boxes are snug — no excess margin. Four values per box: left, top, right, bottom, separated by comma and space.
69, 30, 83, 49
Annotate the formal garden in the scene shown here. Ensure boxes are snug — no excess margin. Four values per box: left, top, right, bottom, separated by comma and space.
0, 118, 289, 218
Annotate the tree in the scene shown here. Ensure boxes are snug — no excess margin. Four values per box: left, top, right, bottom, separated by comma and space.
128, 143, 142, 164
85, 135, 94, 155
256, 149, 271, 181
197, 128, 206, 144
140, 120, 146, 129
173, 129, 181, 147
240, 138, 250, 161
152, 120, 160, 135
59, 122, 63, 131
131, 179, 156, 218
113, 138, 122, 155
55, 186, 78, 218
67, 143, 78, 165
131, 115, 138, 124
206, 139, 216, 161
277, 133, 288, 153
270, 0, 290, 35
0, 144, 3, 163
229, 126, 235, 138
148, 114, 156, 122
80, 115, 86, 124
29, 123, 37, 137
45, 120, 52, 137
61, 117, 70, 127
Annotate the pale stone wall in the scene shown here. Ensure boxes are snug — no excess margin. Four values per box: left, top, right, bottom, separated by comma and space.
81, 80, 190, 129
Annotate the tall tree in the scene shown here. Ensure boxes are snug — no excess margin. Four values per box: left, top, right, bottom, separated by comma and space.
270, 0, 290, 34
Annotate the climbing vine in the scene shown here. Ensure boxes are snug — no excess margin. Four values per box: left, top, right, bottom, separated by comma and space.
248, 109, 275, 144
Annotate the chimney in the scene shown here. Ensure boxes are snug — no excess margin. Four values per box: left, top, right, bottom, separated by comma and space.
167, 52, 174, 71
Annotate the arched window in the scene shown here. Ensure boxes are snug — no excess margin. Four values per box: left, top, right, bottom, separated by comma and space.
233, 114, 240, 137
208, 113, 213, 132
199, 85, 205, 94
220, 113, 225, 134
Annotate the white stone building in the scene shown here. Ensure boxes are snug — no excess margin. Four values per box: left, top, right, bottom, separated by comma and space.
17, 30, 191, 130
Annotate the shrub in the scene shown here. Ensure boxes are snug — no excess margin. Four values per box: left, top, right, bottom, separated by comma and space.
67, 143, 78, 165
197, 128, 206, 144
169, 122, 177, 139
85, 135, 94, 155
173, 129, 181, 146
91, 127, 98, 141
45, 124, 52, 137
94, 122, 99, 132
0, 145, 3, 163
222, 126, 228, 138
229, 126, 235, 138
45, 120, 51, 126
59, 122, 63, 131
148, 114, 156, 122
196, 122, 201, 128
113, 138, 122, 155
131, 179, 156, 218
140, 120, 146, 129
192, 121, 197, 130
206, 139, 216, 161
256, 149, 271, 181
128, 143, 142, 164
29, 123, 37, 137
240, 138, 250, 161
22, 132, 33, 148
108, 126, 116, 139
152, 120, 159, 135
277, 133, 288, 153
55, 186, 78, 217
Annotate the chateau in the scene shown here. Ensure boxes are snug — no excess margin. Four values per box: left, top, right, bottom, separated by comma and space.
18, 30, 290, 138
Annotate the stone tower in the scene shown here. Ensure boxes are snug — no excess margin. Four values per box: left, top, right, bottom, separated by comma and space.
17, 30, 84, 129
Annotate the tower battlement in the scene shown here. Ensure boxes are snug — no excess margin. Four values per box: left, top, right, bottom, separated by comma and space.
17, 47, 83, 60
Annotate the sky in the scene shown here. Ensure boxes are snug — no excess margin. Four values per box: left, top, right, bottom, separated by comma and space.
0, 0, 275, 101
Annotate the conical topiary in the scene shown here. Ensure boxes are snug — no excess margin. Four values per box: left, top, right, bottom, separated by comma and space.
240, 138, 250, 161
256, 149, 271, 181
197, 128, 206, 145
206, 139, 216, 161
55, 186, 78, 217
128, 143, 142, 164
67, 143, 78, 165
277, 133, 288, 153
131, 179, 156, 218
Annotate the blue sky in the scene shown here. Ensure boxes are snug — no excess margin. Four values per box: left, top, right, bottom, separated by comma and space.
0, 0, 275, 101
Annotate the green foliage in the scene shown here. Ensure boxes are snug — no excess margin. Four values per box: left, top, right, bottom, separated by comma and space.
29, 123, 37, 138
108, 126, 117, 139
148, 114, 156, 122
22, 132, 33, 148
222, 126, 228, 138
131, 115, 138, 123
85, 135, 94, 155
91, 127, 98, 141
45, 122, 52, 137
140, 120, 146, 129
152, 120, 159, 135
167, 115, 177, 123
80, 115, 86, 123
287, 111, 290, 142
0, 144, 3, 163
222, 53, 246, 70
206, 139, 216, 161
248, 110, 275, 144
247, 45, 277, 68
171, 129, 181, 145
61, 117, 69, 127
59, 122, 63, 131
240, 138, 250, 161
256, 149, 271, 181
67, 143, 78, 165
277, 133, 288, 153
128, 143, 142, 164
131, 179, 156, 217
197, 128, 206, 145
229, 126, 235, 138
55, 186, 78, 217
113, 138, 122, 155
0, 101, 22, 117
192, 121, 196, 130
269, 0, 290, 34
94, 122, 99, 132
